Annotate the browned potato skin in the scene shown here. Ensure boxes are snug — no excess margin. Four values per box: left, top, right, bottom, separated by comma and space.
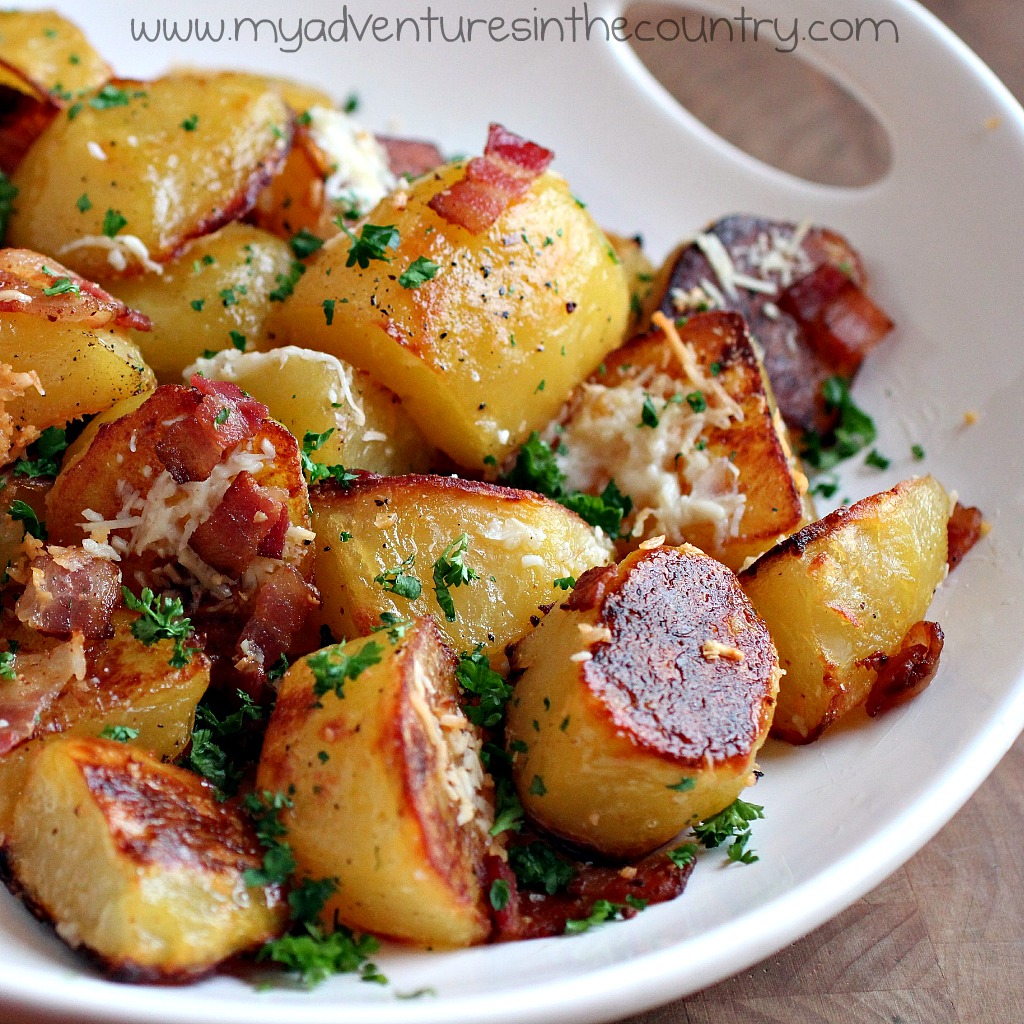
111, 223, 295, 382
256, 618, 492, 947
1, 737, 285, 981
8, 74, 292, 280
507, 544, 779, 860
0, 611, 211, 836
310, 474, 611, 660
269, 162, 630, 469
740, 476, 950, 743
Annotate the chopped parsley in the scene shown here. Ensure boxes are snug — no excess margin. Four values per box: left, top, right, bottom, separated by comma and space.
529, 774, 547, 796
0, 643, 17, 681
101, 208, 127, 238
560, 481, 632, 539
639, 393, 659, 429
378, 611, 412, 643
489, 878, 511, 911
41, 275, 79, 297
686, 391, 707, 413
666, 776, 696, 792
219, 286, 239, 307
289, 228, 324, 260
259, 924, 382, 989
8, 500, 46, 540
373, 553, 422, 600
322, 298, 336, 326
912, 443, 926, 461
185, 690, 264, 798
190, 298, 205, 312
801, 376, 877, 472
180, 113, 199, 131
565, 899, 629, 934
89, 84, 142, 110
666, 842, 698, 868
76, 192, 92, 213
13, 427, 67, 478
229, 330, 247, 351
0, 172, 18, 241
455, 646, 511, 728
268, 260, 306, 302
692, 797, 764, 865
342, 92, 359, 114
398, 256, 439, 289
431, 533, 479, 622
508, 841, 575, 895
122, 586, 197, 668
552, 576, 576, 590
300, 429, 358, 488
307, 641, 384, 700
99, 725, 139, 743
214, 407, 230, 426
340, 223, 399, 269
483, 743, 524, 837
865, 448, 891, 470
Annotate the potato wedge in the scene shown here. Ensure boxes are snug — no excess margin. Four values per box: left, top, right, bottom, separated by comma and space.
109, 223, 295, 381
0, 610, 211, 836
739, 475, 950, 743
311, 474, 611, 660
8, 74, 291, 280
186, 347, 436, 475
256, 617, 492, 947
506, 544, 779, 860
1, 737, 285, 980
557, 310, 811, 570
269, 161, 629, 469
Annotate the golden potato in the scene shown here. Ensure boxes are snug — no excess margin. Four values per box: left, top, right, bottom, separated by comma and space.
186, 346, 436, 475
556, 310, 811, 570
268, 161, 629, 469
109, 223, 295, 381
311, 474, 611, 660
739, 475, 950, 743
0, 610, 211, 835
8, 74, 291, 280
506, 543, 779, 860
1, 737, 285, 980
256, 617, 492, 947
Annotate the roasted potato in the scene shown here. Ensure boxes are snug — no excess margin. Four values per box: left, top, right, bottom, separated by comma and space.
187, 346, 436, 475
1, 737, 285, 980
256, 617, 493, 947
506, 543, 780, 860
739, 475, 950, 743
556, 310, 811, 570
8, 73, 291, 280
311, 474, 611, 660
0, 610, 211, 835
269, 160, 629, 469
109, 223, 295, 381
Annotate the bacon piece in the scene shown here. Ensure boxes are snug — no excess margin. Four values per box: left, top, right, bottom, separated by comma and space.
235, 564, 319, 691
377, 135, 445, 180
0, 632, 86, 756
15, 546, 121, 639
947, 502, 985, 571
778, 264, 894, 378
865, 620, 944, 717
188, 472, 286, 578
156, 377, 271, 484
0, 249, 150, 331
427, 123, 554, 234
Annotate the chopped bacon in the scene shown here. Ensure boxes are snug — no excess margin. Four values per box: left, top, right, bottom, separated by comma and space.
865, 620, 944, 717
235, 564, 319, 692
488, 844, 694, 942
377, 135, 445, 180
156, 377, 271, 484
427, 123, 554, 234
0, 632, 86, 756
778, 264, 893, 378
15, 546, 121, 639
0, 249, 150, 331
947, 502, 985, 571
188, 472, 287, 578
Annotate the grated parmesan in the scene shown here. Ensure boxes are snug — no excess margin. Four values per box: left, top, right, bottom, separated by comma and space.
57, 234, 163, 275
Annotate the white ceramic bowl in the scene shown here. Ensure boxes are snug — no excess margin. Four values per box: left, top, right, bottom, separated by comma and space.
2, 1, 1023, 1021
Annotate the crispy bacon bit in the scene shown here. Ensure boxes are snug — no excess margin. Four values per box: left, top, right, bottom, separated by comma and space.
188, 472, 287, 578
427, 123, 554, 234
156, 377, 271, 484
947, 502, 985, 571
15, 546, 121, 639
377, 135, 445, 180
865, 620, 944, 718
488, 845, 694, 942
0, 632, 86, 756
235, 564, 319, 691
778, 263, 894, 378
0, 249, 151, 331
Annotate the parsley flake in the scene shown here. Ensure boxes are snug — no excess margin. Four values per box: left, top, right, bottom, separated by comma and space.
552, 576, 576, 590
802, 376, 877, 472
180, 113, 199, 131
300, 430, 359, 488
508, 841, 574, 895
289, 228, 324, 259
229, 330, 247, 351
99, 725, 139, 743
184, 690, 263, 798
101, 208, 127, 238
398, 256, 439, 289
639, 393, 659, 429
340, 223, 399, 269
456, 646, 511, 728
8, 500, 46, 540
269, 260, 306, 302
489, 878, 511, 911
75, 192, 92, 213
432, 533, 479, 622
307, 641, 384, 700
0, 643, 18, 681
122, 586, 197, 668
373, 553, 422, 600
13, 427, 68, 479
322, 299, 335, 326
692, 797, 764, 865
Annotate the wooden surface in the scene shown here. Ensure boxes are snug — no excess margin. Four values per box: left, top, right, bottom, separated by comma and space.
622, 4, 1023, 1023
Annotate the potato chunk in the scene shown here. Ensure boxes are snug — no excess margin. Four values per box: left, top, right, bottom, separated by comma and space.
557, 310, 811, 570
269, 161, 629, 469
110, 224, 295, 381
739, 475, 950, 743
256, 617, 492, 947
8, 74, 291, 280
186, 347, 436, 475
311, 474, 611, 659
507, 544, 779, 860
1, 737, 285, 980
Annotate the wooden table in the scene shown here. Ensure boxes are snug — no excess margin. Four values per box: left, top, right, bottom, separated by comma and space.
622, 3, 1023, 1022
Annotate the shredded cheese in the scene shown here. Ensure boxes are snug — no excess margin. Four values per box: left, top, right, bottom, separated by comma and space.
57, 234, 163, 275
